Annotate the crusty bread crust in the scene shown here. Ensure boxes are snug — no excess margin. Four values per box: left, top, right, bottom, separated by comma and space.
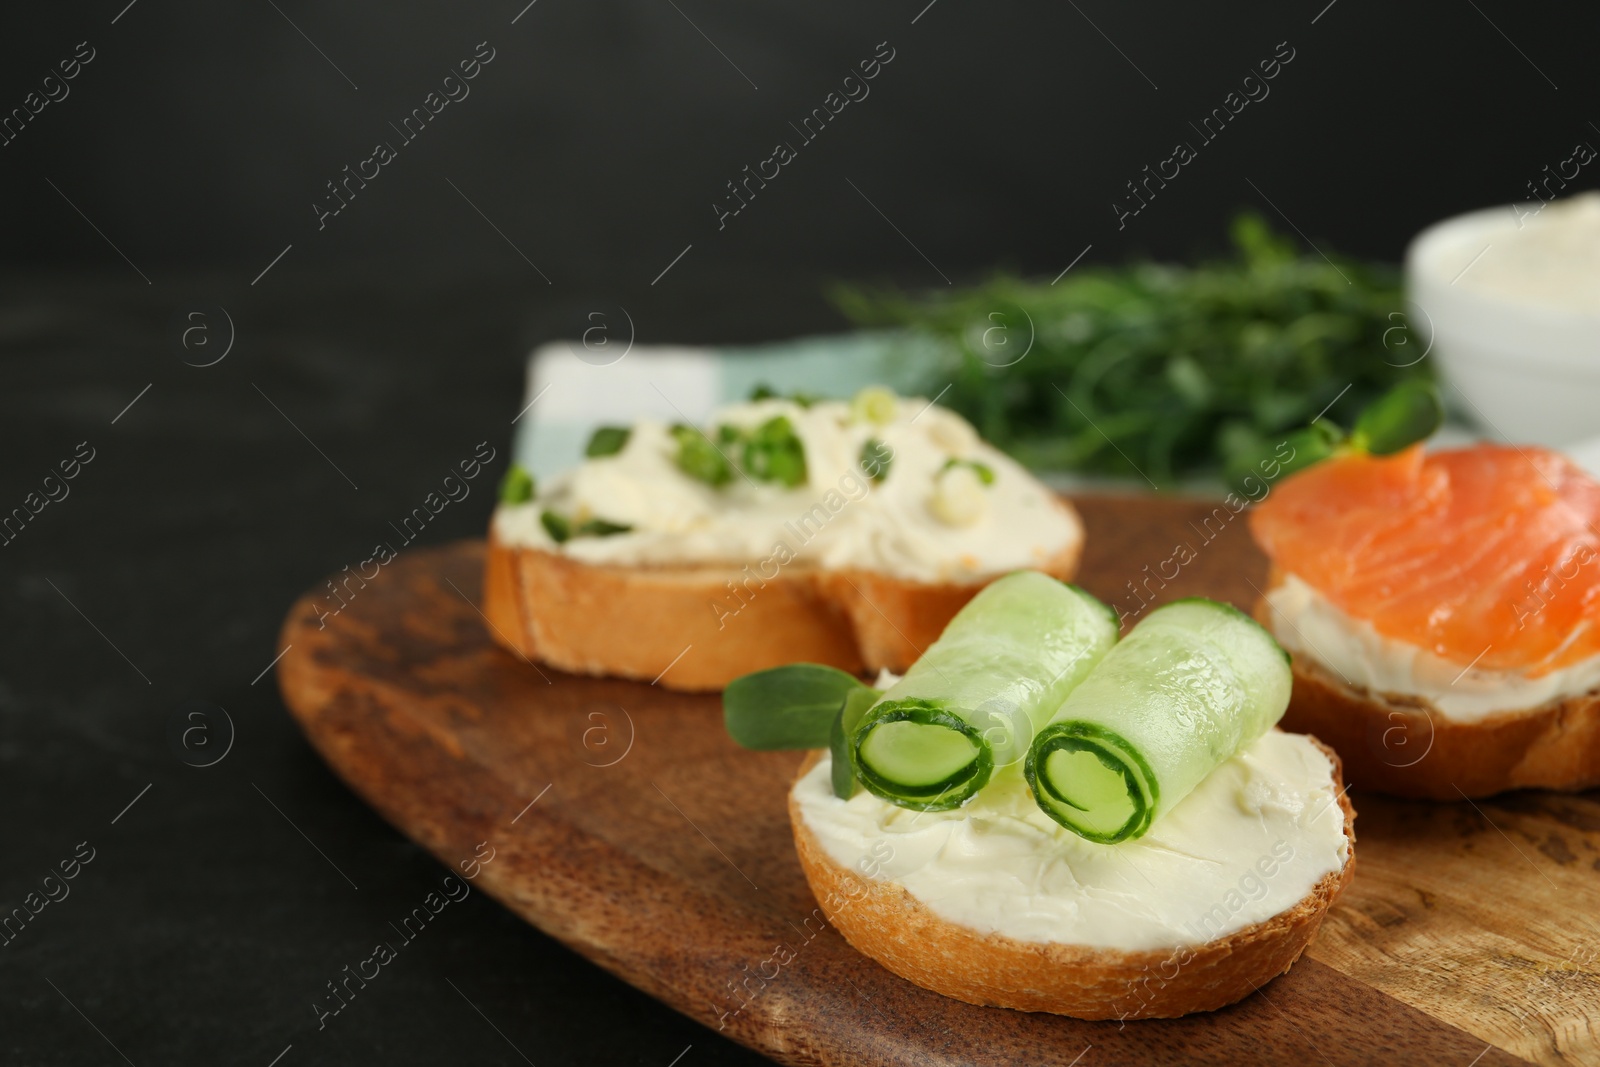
481, 500, 1083, 692
788, 744, 1355, 1019
1253, 587, 1600, 800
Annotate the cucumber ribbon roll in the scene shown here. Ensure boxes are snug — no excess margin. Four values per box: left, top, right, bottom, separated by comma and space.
1025, 598, 1291, 843
850, 571, 1118, 811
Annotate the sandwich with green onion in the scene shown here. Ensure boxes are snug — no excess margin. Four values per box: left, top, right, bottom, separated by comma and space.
482, 386, 1083, 690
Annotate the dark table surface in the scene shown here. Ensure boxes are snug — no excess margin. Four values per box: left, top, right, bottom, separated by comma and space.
0, 269, 853, 1067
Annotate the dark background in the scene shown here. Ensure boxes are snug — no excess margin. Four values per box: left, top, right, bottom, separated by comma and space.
6, 0, 1596, 285
1, 1, 1592, 1065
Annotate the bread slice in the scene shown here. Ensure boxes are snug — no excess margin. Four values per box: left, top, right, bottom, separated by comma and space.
1252, 590, 1600, 799
788, 744, 1356, 1019
481, 502, 1083, 692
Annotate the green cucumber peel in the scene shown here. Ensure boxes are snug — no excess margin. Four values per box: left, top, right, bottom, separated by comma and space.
1162, 596, 1290, 665
852, 699, 991, 810
849, 570, 1118, 812
1026, 597, 1291, 843
1026, 722, 1157, 843
722, 663, 873, 751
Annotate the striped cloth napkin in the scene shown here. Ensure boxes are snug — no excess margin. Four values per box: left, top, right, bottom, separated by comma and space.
510, 332, 938, 474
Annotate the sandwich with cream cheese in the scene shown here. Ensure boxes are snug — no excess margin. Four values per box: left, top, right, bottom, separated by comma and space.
482, 386, 1083, 691
724, 572, 1355, 1018
1250, 439, 1600, 798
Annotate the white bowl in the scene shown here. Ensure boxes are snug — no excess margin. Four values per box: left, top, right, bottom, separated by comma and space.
1404, 200, 1600, 446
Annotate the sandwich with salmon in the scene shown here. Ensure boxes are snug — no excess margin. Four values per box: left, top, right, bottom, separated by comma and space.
1247, 381, 1600, 798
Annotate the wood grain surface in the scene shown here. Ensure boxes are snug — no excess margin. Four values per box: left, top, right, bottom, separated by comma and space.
277, 494, 1600, 1066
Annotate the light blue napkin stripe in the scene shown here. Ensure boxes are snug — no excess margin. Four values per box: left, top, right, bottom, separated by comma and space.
511, 332, 936, 476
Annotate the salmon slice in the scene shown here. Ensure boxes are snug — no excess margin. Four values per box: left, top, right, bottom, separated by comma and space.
1249, 443, 1600, 676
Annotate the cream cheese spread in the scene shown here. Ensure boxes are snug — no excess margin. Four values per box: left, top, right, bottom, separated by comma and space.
492, 393, 1081, 584
792, 730, 1348, 951
1460, 191, 1600, 315
1264, 573, 1600, 721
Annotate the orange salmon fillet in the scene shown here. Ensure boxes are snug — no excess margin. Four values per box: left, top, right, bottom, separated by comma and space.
1249, 444, 1600, 676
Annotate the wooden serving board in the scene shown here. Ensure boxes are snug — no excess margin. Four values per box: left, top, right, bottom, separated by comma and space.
278, 495, 1600, 1067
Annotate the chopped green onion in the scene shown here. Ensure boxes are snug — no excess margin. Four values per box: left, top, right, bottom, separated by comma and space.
499, 465, 536, 504
1026, 598, 1290, 843
540, 509, 631, 542
585, 426, 631, 458
940, 457, 995, 485
576, 517, 632, 537
540, 509, 571, 543
860, 438, 893, 483
670, 424, 734, 487
851, 571, 1118, 811
743, 415, 808, 487
851, 385, 899, 426
723, 663, 870, 750
748, 384, 821, 408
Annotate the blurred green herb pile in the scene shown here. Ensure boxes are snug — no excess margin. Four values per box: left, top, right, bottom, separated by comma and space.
834, 214, 1430, 487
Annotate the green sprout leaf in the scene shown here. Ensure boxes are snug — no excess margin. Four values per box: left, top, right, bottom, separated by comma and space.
1350, 380, 1443, 456
831, 686, 882, 799
723, 663, 873, 751
1225, 422, 1342, 496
